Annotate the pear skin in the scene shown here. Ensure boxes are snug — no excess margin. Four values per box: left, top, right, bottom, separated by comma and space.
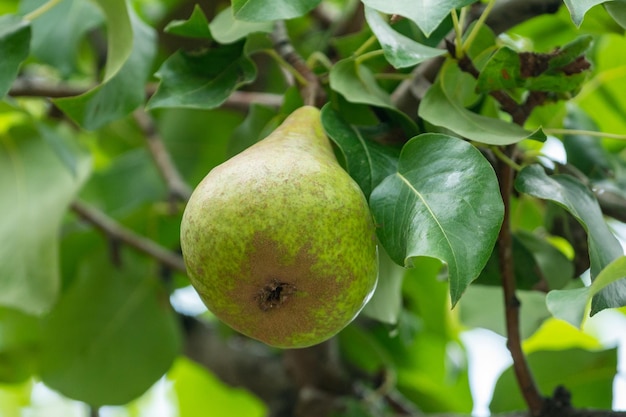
180, 106, 378, 348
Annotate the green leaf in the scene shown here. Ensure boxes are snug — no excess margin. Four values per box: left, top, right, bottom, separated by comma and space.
369, 133, 504, 305
209, 7, 273, 44
39, 254, 182, 406
19, 0, 103, 77
563, 105, 614, 179
169, 357, 266, 417
459, 286, 550, 339
0, 14, 30, 98
54, 8, 157, 130
226, 104, 279, 158
419, 61, 545, 145
515, 165, 625, 314
147, 42, 256, 110
606, 1, 626, 28
320, 104, 399, 198
564, 0, 612, 26
164, 4, 211, 38
491, 348, 616, 412
361, 245, 405, 324
361, 0, 475, 36
232, 0, 321, 22
330, 58, 393, 108
0, 308, 40, 383
93, 0, 133, 82
0, 122, 90, 315
547, 256, 626, 327
364, 6, 445, 69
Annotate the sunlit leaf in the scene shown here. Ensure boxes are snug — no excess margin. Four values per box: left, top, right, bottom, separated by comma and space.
0, 14, 30, 98
361, 0, 475, 36
491, 348, 616, 411
39, 254, 181, 406
147, 42, 256, 110
364, 6, 445, 69
361, 244, 405, 324
515, 165, 625, 314
419, 61, 546, 145
563, 0, 611, 26
329, 58, 393, 108
369, 133, 503, 305
232, 0, 321, 22
0, 308, 39, 383
54, 8, 157, 130
209, 7, 272, 44
0, 121, 90, 315
93, 0, 133, 82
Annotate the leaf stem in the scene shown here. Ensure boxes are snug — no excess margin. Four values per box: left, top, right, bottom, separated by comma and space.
355, 49, 385, 65
23, 0, 62, 21
545, 128, 626, 141
462, 0, 496, 53
451, 9, 464, 58
263, 49, 310, 86
353, 34, 378, 57
491, 145, 522, 171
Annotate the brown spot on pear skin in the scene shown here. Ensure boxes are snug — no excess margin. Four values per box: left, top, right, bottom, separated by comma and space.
218, 233, 348, 347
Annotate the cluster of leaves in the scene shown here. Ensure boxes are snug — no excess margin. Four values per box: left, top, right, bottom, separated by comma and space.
1, 0, 626, 415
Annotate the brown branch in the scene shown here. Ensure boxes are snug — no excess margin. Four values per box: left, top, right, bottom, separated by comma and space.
8, 78, 283, 110
133, 109, 193, 203
271, 21, 322, 107
497, 145, 545, 416
70, 199, 187, 274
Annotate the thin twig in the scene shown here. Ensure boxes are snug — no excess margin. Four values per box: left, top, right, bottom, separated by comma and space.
497, 145, 545, 416
270, 21, 321, 107
9, 79, 283, 110
70, 199, 187, 274
133, 110, 193, 202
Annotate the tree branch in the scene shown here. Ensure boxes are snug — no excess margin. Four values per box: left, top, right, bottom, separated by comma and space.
391, 0, 562, 113
8, 78, 283, 110
497, 146, 545, 416
271, 21, 322, 107
70, 199, 187, 274
133, 109, 193, 203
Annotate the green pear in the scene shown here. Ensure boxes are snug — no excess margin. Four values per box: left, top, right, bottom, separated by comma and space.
180, 106, 378, 348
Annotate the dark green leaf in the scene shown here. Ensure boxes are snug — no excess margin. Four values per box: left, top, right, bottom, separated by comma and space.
0, 14, 30, 98
0, 122, 90, 315
226, 104, 279, 157
209, 7, 272, 44
232, 0, 321, 22
321, 105, 400, 198
54, 8, 157, 130
419, 61, 545, 145
606, 1, 626, 28
364, 6, 445, 69
549, 35, 593, 70
563, 106, 614, 179
516, 230, 574, 290
369, 134, 504, 305
361, 0, 476, 36
476, 47, 523, 93
164, 4, 211, 38
20, 0, 103, 77
491, 348, 616, 411
147, 42, 256, 110
515, 165, 625, 314
39, 254, 182, 406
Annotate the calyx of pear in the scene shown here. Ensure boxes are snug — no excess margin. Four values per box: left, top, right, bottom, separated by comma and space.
180, 106, 378, 348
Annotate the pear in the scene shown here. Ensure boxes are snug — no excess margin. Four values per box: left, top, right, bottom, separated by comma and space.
180, 106, 378, 348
